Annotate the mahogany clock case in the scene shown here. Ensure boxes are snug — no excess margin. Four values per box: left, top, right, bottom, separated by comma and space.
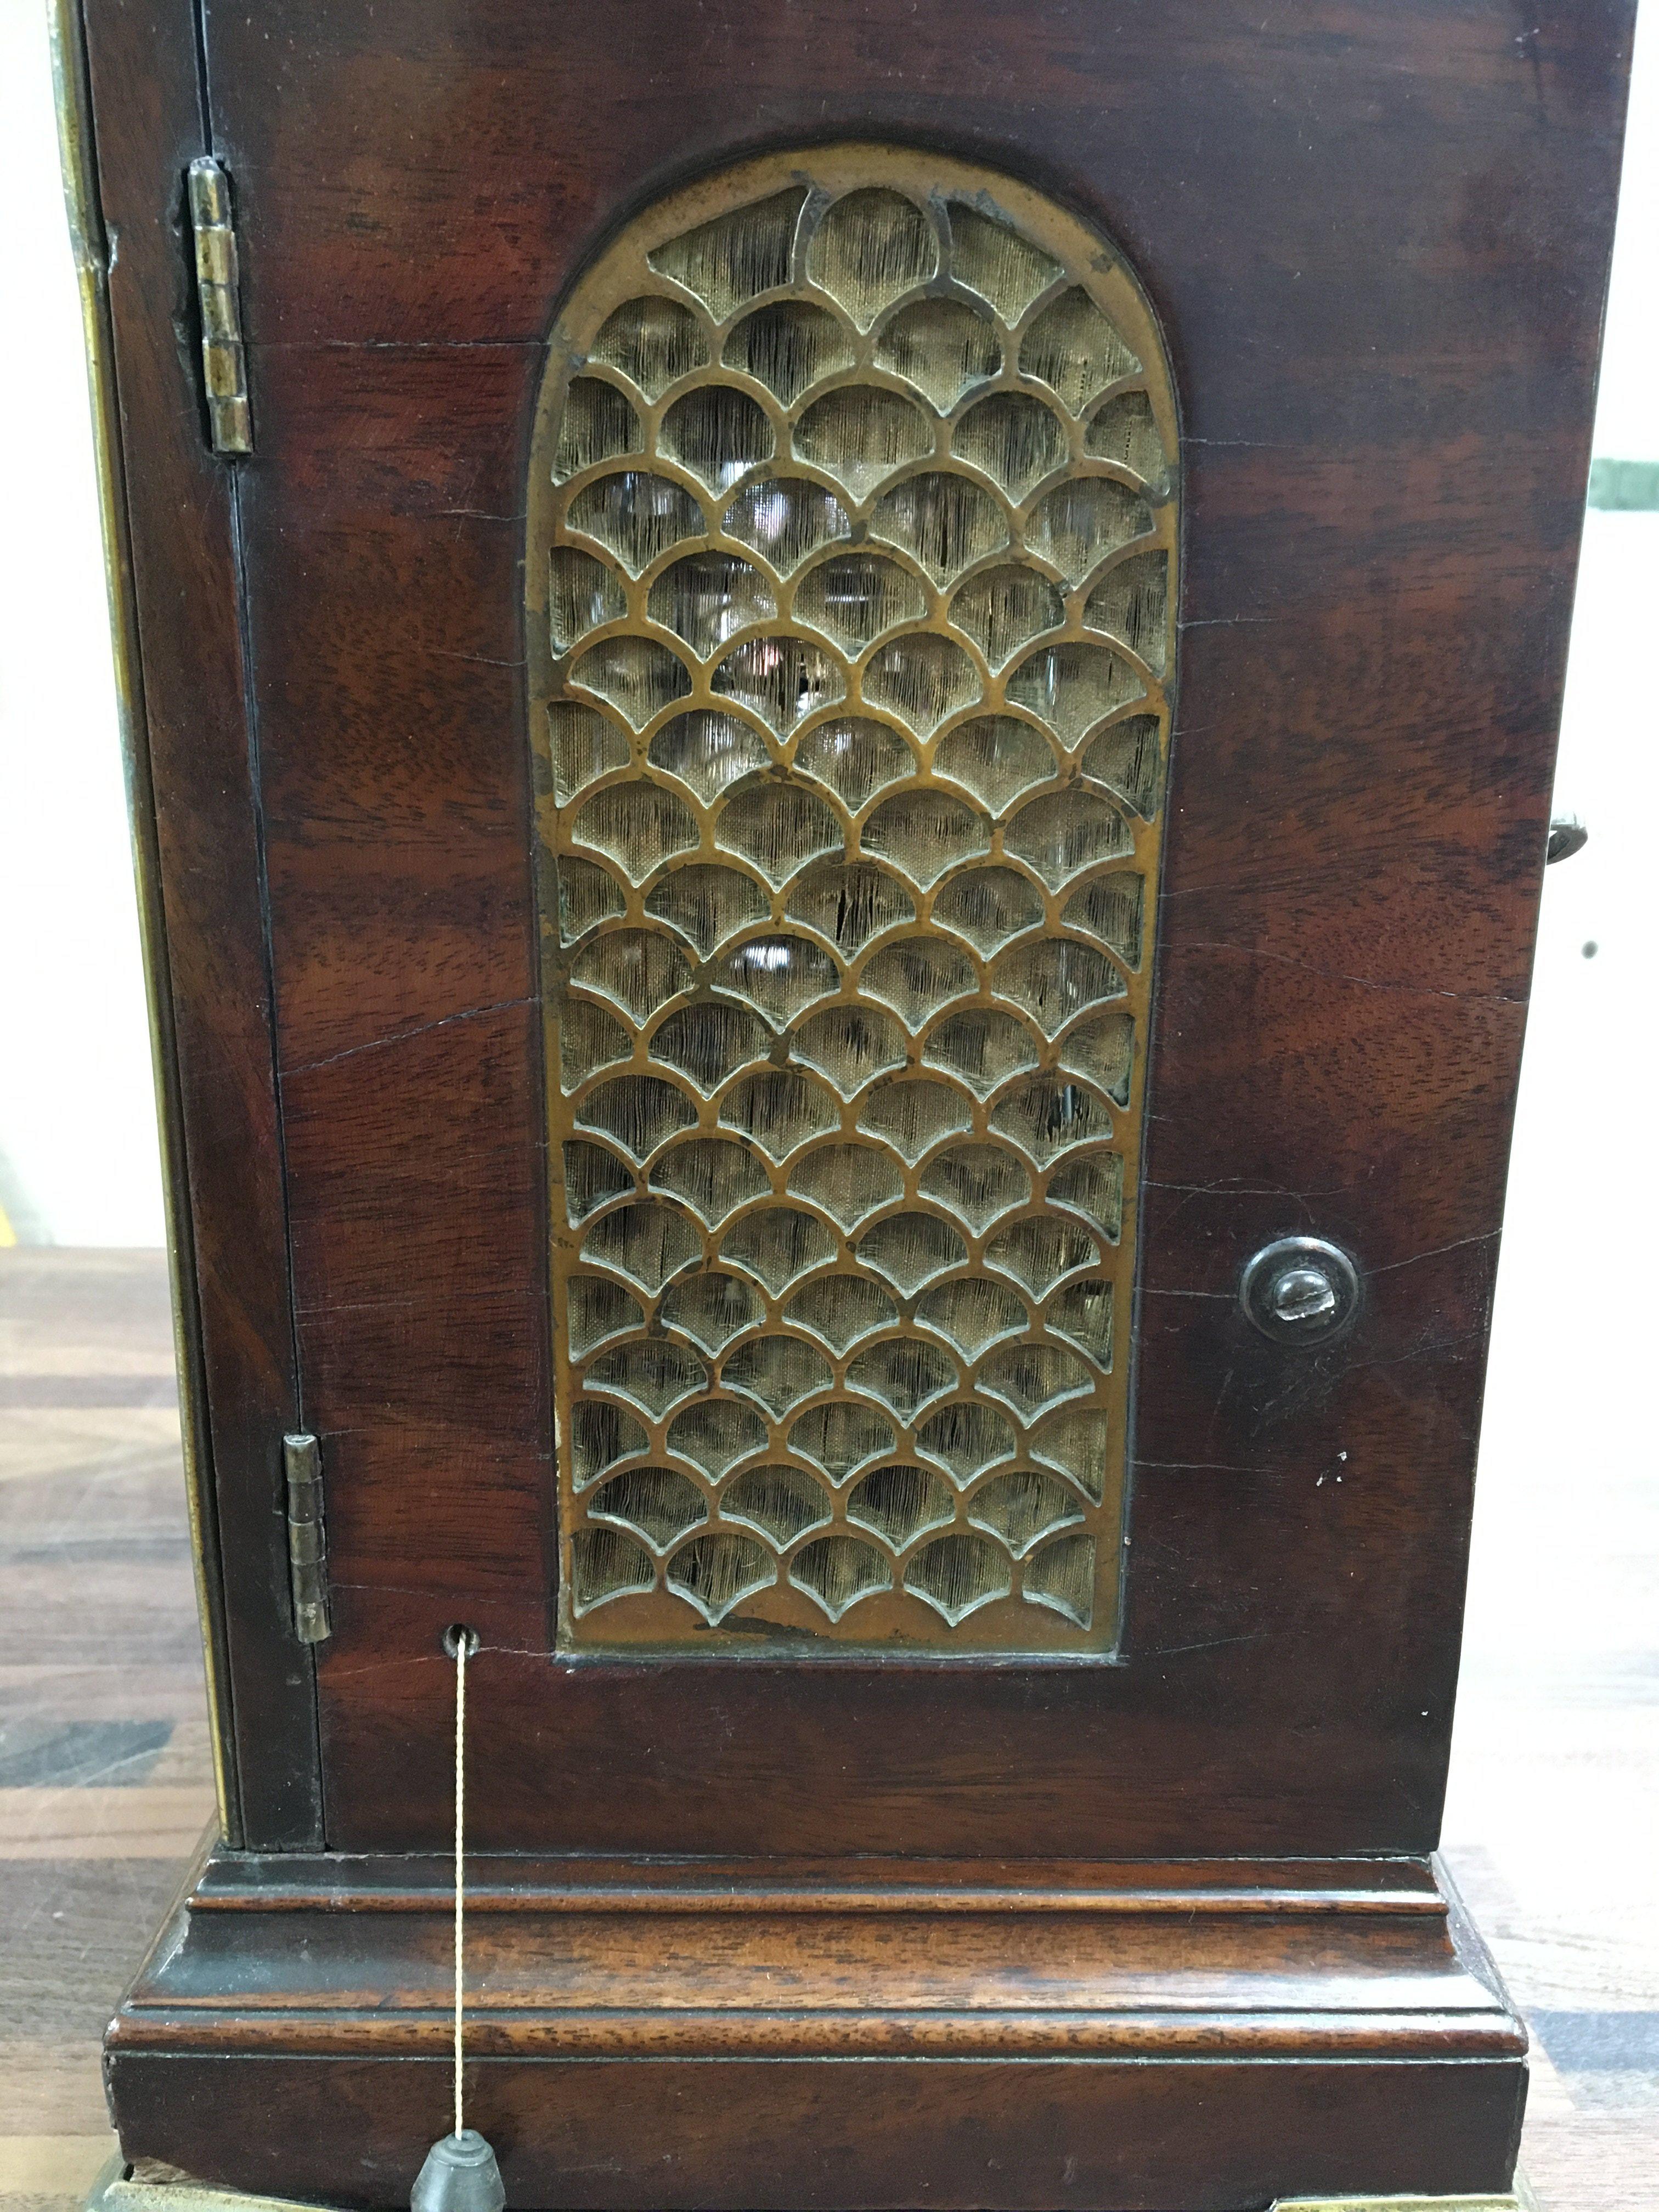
58, 0, 1634, 2204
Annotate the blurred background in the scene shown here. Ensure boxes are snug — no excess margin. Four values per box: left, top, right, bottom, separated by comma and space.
1, 0, 1655, 2204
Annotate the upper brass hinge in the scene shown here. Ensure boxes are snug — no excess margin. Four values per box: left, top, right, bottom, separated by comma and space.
187, 156, 252, 455
281, 1432, 332, 1645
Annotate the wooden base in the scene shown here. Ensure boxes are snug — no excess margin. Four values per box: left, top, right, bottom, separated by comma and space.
105, 1847, 1527, 2211
89, 2166, 1536, 2212
107, 2154, 1536, 2212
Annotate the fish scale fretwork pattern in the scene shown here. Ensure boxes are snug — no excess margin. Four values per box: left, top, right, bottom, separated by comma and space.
529, 149, 1177, 1652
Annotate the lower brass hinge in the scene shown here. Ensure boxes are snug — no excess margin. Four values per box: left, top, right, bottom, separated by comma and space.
187, 156, 252, 454
281, 1432, 331, 1645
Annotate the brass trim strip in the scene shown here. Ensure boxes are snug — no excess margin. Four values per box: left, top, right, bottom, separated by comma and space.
49, 0, 240, 1844
1274, 2200, 1525, 2211
91, 2163, 329, 2212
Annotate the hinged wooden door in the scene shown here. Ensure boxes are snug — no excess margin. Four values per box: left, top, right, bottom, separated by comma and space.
79, 0, 1634, 1854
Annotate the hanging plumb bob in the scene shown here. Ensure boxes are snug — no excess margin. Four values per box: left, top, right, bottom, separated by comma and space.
411, 1632, 503, 2212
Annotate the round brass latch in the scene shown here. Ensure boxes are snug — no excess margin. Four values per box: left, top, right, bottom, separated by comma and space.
1239, 1236, 1360, 1345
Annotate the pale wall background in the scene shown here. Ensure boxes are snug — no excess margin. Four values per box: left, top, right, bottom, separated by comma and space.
1, 0, 166, 1244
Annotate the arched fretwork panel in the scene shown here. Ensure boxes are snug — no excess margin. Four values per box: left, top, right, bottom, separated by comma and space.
527, 147, 1178, 1653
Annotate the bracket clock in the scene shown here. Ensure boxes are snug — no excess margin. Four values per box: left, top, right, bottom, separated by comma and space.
56, 1, 1634, 2207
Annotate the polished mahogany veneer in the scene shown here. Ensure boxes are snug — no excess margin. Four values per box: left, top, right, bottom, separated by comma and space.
63, 0, 1633, 2201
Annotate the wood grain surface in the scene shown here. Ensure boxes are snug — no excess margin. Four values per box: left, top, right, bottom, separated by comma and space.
84, 0, 1632, 1855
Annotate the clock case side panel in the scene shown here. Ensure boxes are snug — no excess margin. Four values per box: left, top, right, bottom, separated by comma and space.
58, 0, 323, 1847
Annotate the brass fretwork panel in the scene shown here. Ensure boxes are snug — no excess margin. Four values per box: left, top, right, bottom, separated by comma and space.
528, 147, 1178, 1651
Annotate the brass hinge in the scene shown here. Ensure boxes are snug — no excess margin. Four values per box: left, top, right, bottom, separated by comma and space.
281, 1432, 331, 1645
187, 156, 252, 455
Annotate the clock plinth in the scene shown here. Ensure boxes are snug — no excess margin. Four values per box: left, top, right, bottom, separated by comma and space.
103, 1846, 1526, 2209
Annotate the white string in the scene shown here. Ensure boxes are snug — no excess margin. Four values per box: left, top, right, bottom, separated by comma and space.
453, 1630, 467, 2140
